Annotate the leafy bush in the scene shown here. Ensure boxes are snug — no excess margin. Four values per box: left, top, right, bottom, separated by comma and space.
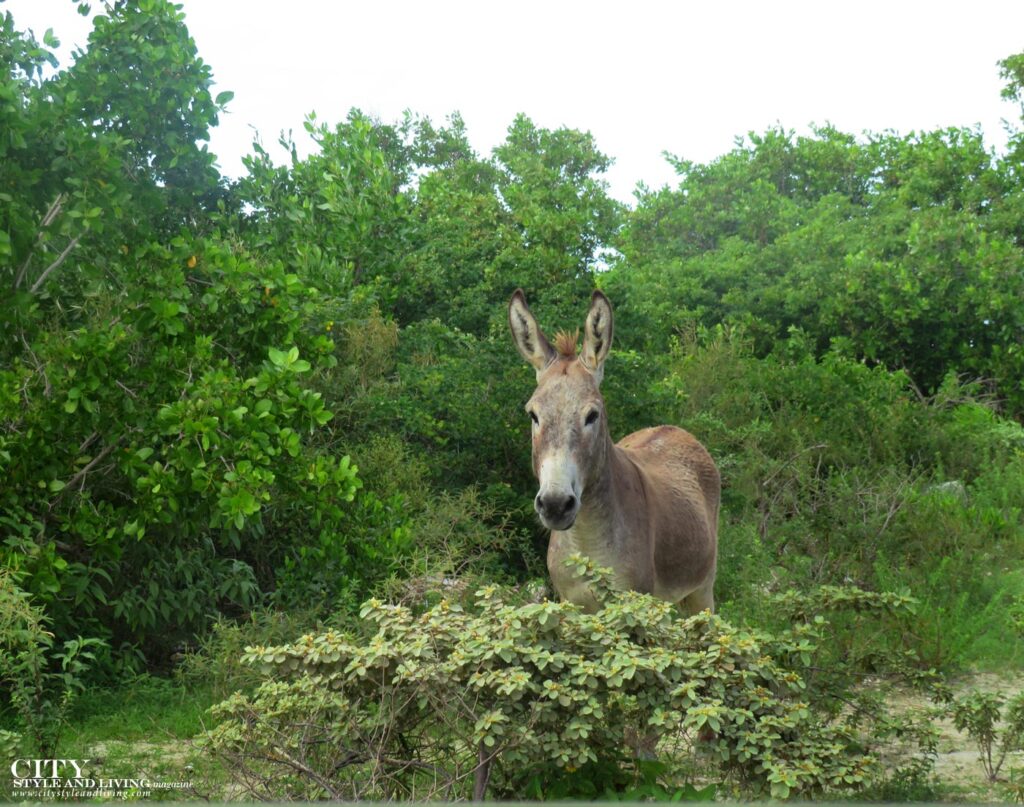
1, 2, 383, 675
205, 559, 937, 801
378, 486, 540, 607
0, 236, 368, 664
345, 319, 531, 495
0, 568, 105, 755
951, 690, 1024, 782
177, 608, 341, 700
661, 329, 1024, 669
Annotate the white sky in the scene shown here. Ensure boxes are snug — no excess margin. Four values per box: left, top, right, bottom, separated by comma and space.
6, 1, 1024, 204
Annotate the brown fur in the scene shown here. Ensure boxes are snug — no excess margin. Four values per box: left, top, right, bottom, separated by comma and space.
553, 330, 579, 358
509, 290, 720, 615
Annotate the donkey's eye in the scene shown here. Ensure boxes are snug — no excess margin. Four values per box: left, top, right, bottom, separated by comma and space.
584, 409, 600, 427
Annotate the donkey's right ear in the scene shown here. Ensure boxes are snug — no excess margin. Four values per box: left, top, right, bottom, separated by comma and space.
509, 289, 555, 376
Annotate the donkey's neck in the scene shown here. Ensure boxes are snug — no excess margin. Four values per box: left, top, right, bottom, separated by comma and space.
568, 427, 647, 573
546, 417, 663, 605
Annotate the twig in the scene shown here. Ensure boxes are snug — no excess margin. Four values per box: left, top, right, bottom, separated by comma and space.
49, 435, 123, 507
762, 443, 828, 488
266, 745, 344, 799
19, 335, 53, 398
871, 471, 918, 543
115, 380, 138, 399
758, 443, 828, 540
377, 756, 450, 779
29, 234, 82, 294
14, 194, 64, 289
77, 431, 99, 454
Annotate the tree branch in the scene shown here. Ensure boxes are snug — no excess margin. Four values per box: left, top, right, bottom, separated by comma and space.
14, 194, 64, 290
266, 745, 344, 800
48, 435, 123, 510
472, 740, 492, 801
20, 335, 53, 398
29, 234, 82, 294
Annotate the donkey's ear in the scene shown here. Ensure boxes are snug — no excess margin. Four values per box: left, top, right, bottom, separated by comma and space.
509, 289, 556, 375
580, 290, 613, 383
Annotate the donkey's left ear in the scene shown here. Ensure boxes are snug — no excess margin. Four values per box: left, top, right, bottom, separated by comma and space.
581, 290, 613, 383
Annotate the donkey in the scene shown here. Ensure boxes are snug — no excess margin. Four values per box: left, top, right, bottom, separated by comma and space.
508, 289, 720, 614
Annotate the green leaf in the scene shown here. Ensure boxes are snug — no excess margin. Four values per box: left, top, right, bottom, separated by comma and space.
268, 347, 288, 366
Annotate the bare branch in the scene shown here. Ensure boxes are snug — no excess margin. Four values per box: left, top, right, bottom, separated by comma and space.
48, 435, 123, 509
76, 431, 99, 454
115, 380, 138, 399
19, 335, 53, 398
266, 744, 345, 799
14, 194, 64, 290
29, 234, 82, 295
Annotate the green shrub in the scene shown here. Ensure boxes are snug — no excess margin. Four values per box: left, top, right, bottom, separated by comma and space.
0, 237, 367, 666
951, 690, 1024, 782
661, 329, 1024, 670
178, 484, 532, 698
205, 559, 938, 801
0, 569, 105, 755
177, 608, 340, 700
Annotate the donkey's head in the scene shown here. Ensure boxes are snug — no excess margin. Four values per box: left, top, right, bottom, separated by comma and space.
508, 289, 614, 531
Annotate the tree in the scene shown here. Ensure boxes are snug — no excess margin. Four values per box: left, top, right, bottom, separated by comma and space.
608, 123, 1024, 412
0, 4, 379, 668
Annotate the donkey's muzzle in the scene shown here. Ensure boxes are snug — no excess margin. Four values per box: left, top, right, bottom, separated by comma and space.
536, 491, 579, 531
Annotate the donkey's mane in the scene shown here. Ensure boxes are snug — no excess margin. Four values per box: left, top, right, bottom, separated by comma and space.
553, 329, 579, 358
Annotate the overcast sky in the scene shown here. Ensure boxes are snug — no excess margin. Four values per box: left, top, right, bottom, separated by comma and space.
6, 1, 1024, 203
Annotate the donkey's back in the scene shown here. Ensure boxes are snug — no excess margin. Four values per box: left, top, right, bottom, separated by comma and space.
618, 425, 719, 610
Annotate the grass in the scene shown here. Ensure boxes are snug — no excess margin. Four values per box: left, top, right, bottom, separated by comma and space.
965, 568, 1024, 672
52, 675, 230, 801
61, 674, 218, 744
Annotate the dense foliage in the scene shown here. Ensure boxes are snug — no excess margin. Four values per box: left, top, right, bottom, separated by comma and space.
2, 3, 1024, 797
606, 125, 1024, 412
208, 560, 937, 801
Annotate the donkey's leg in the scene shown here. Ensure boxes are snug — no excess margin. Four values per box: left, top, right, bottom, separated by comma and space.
625, 725, 660, 760
680, 580, 714, 616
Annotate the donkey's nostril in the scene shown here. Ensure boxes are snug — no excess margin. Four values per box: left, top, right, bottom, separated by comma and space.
536, 492, 578, 522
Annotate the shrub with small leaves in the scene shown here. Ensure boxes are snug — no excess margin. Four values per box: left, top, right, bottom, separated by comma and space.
952, 690, 1024, 782
206, 557, 936, 800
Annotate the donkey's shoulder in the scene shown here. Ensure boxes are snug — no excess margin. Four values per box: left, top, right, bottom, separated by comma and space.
618, 425, 720, 501
618, 425, 707, 457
